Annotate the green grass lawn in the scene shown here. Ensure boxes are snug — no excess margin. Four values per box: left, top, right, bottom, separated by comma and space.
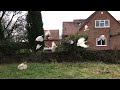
0, 61, 120, 79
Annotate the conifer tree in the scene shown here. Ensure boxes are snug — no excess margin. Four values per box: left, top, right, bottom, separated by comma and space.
26, 11, 44, 52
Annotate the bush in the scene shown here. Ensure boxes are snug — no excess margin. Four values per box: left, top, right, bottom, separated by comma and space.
17, 49, 32, 54
81, 50, 120, 63
0, 41, 29, 55
1, 50, 120, 64
56, 33, 88, 54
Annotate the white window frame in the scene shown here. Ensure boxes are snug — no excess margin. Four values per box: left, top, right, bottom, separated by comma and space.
96, 38, 107, 46
95, 20, 110, 28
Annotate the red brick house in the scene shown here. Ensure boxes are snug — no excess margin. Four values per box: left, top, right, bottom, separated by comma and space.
62, 11, 120, 50
44, 30, 59, 47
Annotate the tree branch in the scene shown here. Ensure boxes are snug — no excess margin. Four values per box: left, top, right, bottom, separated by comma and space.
5, 12, 15, 29
0, 11, 6, 21
10, 14, 26, 32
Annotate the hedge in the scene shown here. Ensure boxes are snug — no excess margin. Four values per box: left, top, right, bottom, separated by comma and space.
82, 50, 120, 63
0, 50, 120, 64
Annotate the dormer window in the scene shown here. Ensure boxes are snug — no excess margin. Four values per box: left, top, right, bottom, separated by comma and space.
95, 20, 110, 28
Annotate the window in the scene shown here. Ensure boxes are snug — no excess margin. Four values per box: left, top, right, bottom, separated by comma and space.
96, 38, 107, 46
95, 20, 110, 28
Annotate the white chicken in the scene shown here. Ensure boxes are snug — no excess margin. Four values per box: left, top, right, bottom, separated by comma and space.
17, 62, 28, 70
77, 37, 89, 48
35, 35, 43, 42
36, 44, 42, 50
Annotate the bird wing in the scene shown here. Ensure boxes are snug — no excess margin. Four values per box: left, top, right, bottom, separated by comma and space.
36, 44, 42, 50
23, 64, 28, 69
70, 41, 74, 44
45, 30, 51, 36
77, 38, 85, 44
77, 37, 89, 48
17, 63, 24, 70
79, 43, 89, 48
52, 42, 56, 47
35, 36, 39, 41
35, 36, 43, 42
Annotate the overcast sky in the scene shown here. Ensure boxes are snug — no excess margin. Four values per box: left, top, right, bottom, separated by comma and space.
41, 11, 120, 35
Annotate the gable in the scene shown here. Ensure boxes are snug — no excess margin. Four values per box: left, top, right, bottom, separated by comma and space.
78, 11, 120, 50
62, 11, 120, 50
79, 11, 120, 31
44, 30, 59, 40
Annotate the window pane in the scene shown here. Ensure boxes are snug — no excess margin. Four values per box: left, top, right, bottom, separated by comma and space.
96, 21, 99, 27
105, 20, 109, 26
97, 40, 101, 45
100, 21, 104, 23
102, 40, 105, 45
100, 22, 104, 27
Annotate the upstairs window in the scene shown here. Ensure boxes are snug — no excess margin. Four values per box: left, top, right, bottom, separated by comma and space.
95, 20, 110, 28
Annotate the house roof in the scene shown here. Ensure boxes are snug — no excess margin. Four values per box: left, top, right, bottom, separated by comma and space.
63, 22, 80, 35
79, 11, 97, 31
44, 30, 59, 40
79, 11, 120, 31
73, 19, 86, 24
118, 20, 120, 23
63, 11, 120, 38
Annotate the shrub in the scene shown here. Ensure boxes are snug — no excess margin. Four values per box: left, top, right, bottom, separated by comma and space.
56, 33, 88, 54
17, 49, 32, 54
1, 50, 120, 64
81, 50, 120, 63
0, 41, 29, 55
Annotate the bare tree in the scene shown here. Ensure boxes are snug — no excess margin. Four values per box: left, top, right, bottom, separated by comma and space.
0, 11, 27, 42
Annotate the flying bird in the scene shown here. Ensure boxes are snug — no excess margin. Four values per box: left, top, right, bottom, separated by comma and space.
69, 40, 74, 45
45, 30, 51, 37
52, 41, 57, 48
67, 40, 74, 45
35, 35, 43, 42
36, 44, 42, 50
77, 37, 89, 48
22, 40, 25, 42
51, 41, 57, 52
99, 35, 105, 40
98, 35, 105, 41
84, 25, 89, 31
17, 62, 28, 70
